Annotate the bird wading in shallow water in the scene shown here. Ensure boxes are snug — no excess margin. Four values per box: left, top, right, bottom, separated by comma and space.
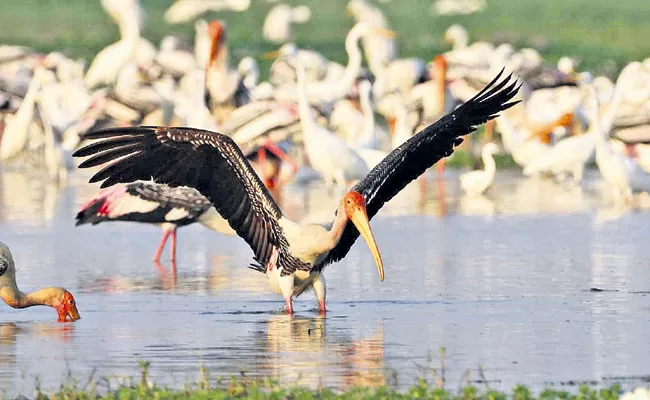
73, 70, 520, 314
76, 181, 234, 271
0, 241, 80, 322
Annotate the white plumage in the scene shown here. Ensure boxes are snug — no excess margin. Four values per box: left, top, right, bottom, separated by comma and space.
163, 0, 251, 24
282, 46, 370, 192
263, 4, 312, 44
460, 142, 499, 196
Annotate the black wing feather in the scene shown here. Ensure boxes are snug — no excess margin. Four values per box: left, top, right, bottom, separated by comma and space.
317, 69, 521, 268
73, 126, 298, 271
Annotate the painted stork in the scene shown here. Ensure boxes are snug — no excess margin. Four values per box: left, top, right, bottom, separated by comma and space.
0, 241, 80, 322
76, 182, 234, 267
72, 70, 520, 314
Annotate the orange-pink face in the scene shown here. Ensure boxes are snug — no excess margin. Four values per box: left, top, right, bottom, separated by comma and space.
342, 192, 384, 281
56, 291, 80, 323
208, 20, 226, 64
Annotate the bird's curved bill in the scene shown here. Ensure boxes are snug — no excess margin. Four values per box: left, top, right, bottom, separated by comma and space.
373, 28, 397, 38
349, 204, 385, 281
263, 50, 282, 60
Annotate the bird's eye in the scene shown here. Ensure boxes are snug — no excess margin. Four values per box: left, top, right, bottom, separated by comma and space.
69, 299, 75, 305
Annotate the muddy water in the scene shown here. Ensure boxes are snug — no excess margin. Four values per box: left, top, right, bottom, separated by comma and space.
1, 168, 649, 395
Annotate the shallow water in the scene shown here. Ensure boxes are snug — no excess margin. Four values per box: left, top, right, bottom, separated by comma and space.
1, 168, 650, 395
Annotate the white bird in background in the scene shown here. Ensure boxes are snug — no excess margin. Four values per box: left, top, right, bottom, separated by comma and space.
203, 20, 250, 124
263, 4, 312, 44
443, 25, 494, 71
163, 0, 251, 24
269, 46, 369, 193
271, 23, 396, 111
85, 0, 152, 89
346, 0, 397, 76
460, 142, 499, 196
0, 67, 45, 161
522, 115, 592, 184
354, 79, 390, 169
590, 63, 650, 203
390, 104, 415, 150
238, 56, 259, 92
36, 98, 72, 184
430, 0, 487, 16
329, 97, 366, 144
155, 36, 198, 78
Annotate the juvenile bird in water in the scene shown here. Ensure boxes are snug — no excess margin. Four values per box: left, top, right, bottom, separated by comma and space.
0, 241, 80, 322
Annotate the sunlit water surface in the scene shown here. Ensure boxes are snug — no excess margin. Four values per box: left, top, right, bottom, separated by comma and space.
1, 168, 649, 395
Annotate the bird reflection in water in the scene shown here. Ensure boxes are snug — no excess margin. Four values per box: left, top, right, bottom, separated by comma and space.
458, 194, 496, 216
81, 253, 231, 293
260, 315, 386, 388
0, 322, 74, 389
0, 322, 74, 358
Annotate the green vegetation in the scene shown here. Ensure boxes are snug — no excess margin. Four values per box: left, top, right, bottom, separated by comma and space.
18, 361, 631, 400
37, 381, 627, 400
1, 0, 649, 77
30, 373, 627, 400
26, 362, 627, 400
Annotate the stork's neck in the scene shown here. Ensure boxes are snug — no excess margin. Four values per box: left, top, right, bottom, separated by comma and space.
356, 86, 376, 148
600, 79, 626, 136
482, 150, 496, 176
327, 204, 351, 249
0, 284, 60, 310
294, 56, 319, 136
117, 12, 141, 40
454, 33, 468, 50
334, 28, 364, 98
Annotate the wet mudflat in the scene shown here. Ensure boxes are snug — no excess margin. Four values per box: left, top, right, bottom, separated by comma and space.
1, 168, 649, 395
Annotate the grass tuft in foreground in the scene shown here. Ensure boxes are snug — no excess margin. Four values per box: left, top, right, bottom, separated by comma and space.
26, 363, 628, 400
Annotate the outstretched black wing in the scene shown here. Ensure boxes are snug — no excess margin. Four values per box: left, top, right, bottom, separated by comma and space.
318, 69, 521, 268
73, 126, 304, 273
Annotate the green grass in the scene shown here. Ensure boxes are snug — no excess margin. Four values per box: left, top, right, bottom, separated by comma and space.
1, 0, 649, 78
39, 381, 626, 400
29, 363, 627, 400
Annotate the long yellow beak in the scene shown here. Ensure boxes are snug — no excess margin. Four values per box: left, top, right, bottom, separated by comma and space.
374, 28, 397, 39
349, 206, 384, 281
263, 50, 282, 60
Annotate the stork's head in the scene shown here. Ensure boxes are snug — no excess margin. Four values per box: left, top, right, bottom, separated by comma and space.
341, 191, 384, 281
208, 20, 226, 64
54, 290, 81, 323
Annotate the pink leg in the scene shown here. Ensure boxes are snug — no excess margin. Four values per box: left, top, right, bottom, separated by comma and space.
170, 230, 178, 277
169, 260, 177, 283
170, 229, 177, 262
285, 297, 294, 315
153, 260, 169, 277
318, 300, 326, 314
153, 229, 172, 262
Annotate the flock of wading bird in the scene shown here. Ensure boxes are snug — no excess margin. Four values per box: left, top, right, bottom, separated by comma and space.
2, 0, 650, 321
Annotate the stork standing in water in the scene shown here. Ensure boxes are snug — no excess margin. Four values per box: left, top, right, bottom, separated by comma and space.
0, 241, 80, 322
76, 182, 234, 271
73, 71, 519, 314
